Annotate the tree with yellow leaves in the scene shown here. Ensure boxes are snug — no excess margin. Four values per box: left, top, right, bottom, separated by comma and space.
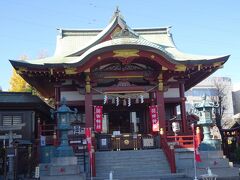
9, 55, 32, 92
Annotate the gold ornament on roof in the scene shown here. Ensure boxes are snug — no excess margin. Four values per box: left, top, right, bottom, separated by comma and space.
151, 55, 155, 59
213, 62, 222, 68
158, 73, 164, 92
175, 64, 186, 72
113, 49, 139, 58
111, 27, 121, 38
85, 75, 91, 93
16, 67, 27, 74
65, 67, 77, 75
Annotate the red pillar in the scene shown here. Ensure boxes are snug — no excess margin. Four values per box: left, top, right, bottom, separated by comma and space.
156, 90, 166, 134
179, 82, 187, 133
85, 93, 93, 128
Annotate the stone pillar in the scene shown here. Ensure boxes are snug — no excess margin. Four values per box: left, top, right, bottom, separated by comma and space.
179, 81, 187, 133
85, 74, 93, 128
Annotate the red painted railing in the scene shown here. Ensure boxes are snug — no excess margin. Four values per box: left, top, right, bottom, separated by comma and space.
160, 135, 176, 173
167, 135, 194, 148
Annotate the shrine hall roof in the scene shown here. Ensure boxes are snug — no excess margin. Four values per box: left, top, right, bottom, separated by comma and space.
10, 9, 229, 67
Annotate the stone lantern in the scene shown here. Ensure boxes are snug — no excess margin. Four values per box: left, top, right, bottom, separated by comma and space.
53, 98, 77, 156
194, 95, 221, 150
48, 98, 80, 176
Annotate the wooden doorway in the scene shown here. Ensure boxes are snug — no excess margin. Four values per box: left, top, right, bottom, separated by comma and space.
108, 111, 130, 134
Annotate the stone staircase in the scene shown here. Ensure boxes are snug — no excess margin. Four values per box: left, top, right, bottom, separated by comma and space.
94, 149, 185, 180
175, 148, 240, 179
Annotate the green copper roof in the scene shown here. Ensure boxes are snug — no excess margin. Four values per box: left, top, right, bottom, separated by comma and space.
10, 9, 229, 67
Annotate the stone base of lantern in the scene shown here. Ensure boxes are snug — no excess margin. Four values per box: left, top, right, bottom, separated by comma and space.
49, 156, 80, 176
199, 139, 221, 151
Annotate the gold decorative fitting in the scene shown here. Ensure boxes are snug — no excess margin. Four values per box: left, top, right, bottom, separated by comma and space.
111, 27, 121, 38
213, 62, 222, 68
65, 67, 77, 75
50, 68, 53, 75
113, 49, 139, 58
16, 67, 27, 74
124, 139, 130, 145
158, 80, 163, 92
85, 83, 91, 93
158, 73, 164, 91
175, 64, 186, 71
85, 75, 91, 93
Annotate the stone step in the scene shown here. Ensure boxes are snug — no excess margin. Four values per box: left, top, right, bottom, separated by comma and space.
96, 149, 164, 157
96, 169, 171, 177
197, 158, 231, 168
96, 161, 168, 168
96, 157, 167, 164
41, 174, 85, 180
95, 149, 171, 179
92, 172, 185, 180
96, 165, 169, 172
96, 152, 165, 157
96, 153, 165, 159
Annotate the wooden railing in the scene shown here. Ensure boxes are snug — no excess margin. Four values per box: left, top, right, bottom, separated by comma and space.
167, 135, 194, 148
160, 135, 176, 173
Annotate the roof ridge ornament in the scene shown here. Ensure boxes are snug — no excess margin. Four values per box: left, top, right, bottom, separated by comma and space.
115, 6, 120, 17
110, 6, 124, 22
111, 26, 139, 39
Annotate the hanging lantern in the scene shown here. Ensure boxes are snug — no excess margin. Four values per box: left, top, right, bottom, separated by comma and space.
116, 97, 119, 106
128, 97, 131, 107
103, 95, 108, 104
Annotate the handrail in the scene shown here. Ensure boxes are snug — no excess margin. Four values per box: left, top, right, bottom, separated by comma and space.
167, 135, 194, 148
160, 135, 176, 173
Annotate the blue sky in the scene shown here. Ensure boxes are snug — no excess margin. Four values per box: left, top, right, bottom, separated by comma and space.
1, 0, 240, 91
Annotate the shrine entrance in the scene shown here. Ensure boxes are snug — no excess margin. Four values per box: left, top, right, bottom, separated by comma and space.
96, 105, 157, 151
108, 111, 130, 134
101, 104, 148, 135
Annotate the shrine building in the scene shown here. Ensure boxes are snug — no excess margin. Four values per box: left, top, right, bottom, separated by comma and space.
10, 9, 229, 151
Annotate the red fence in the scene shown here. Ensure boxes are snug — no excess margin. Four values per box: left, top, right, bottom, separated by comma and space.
167, 135, 194, 148
160, 135, 176, 173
